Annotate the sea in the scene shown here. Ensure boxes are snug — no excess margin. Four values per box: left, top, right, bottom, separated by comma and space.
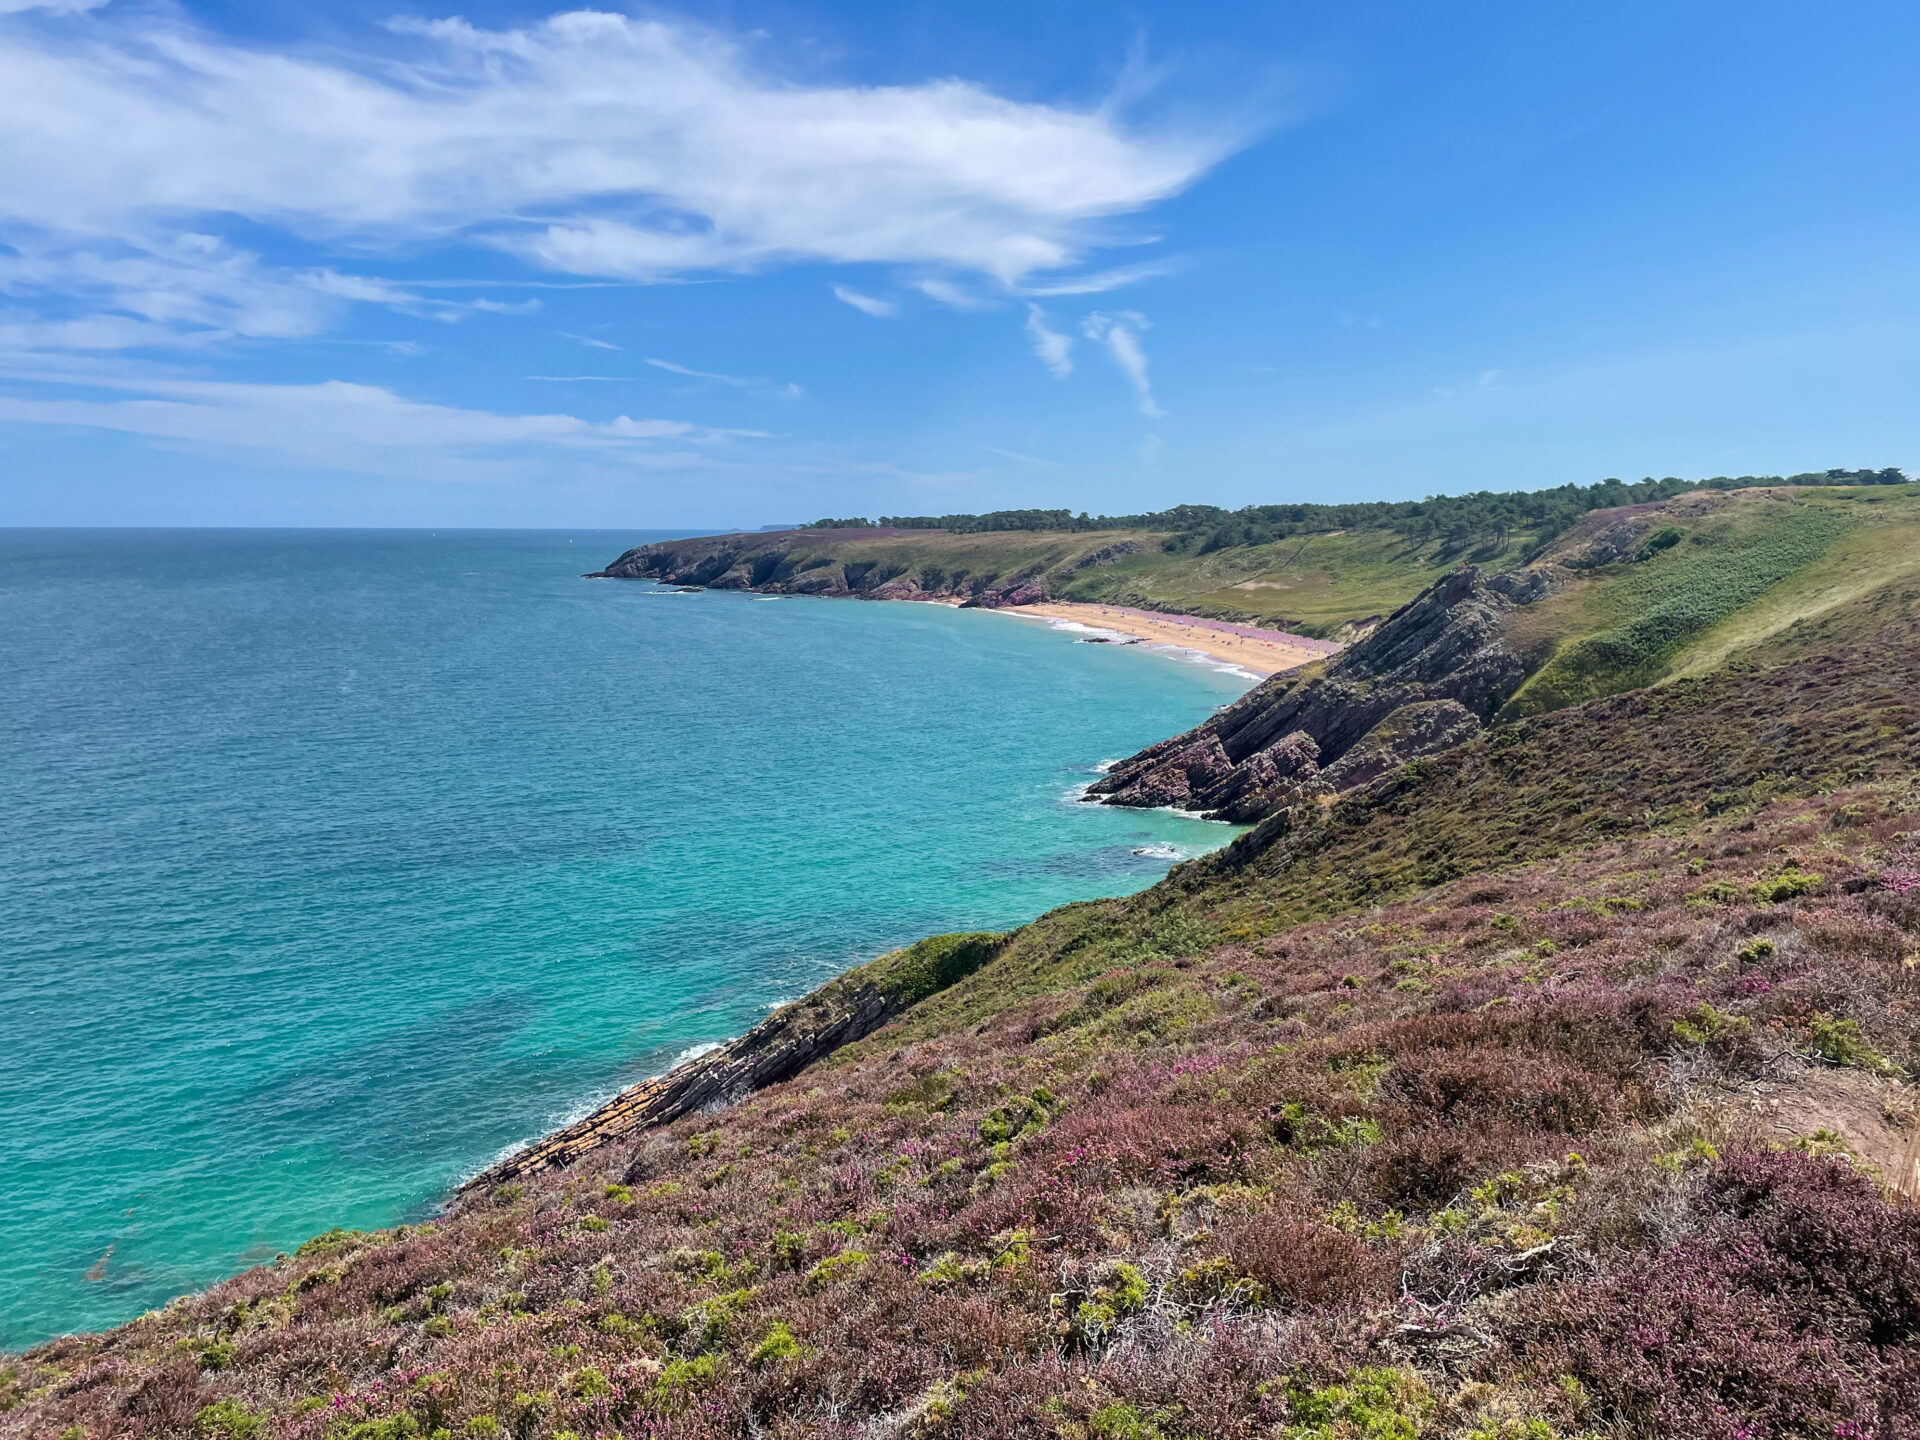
0, 529, 1250, 1348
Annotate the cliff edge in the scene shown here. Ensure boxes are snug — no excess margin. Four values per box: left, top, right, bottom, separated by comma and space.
1088, 564, 1534, 821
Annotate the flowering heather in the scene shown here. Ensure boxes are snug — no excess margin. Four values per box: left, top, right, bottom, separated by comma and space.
1886, 852, 1920, 896
8, 595, 1920, 1439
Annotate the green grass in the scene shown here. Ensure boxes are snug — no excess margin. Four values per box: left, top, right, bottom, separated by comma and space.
1055, 526, 1544, 638
1500, 494, 1855, 716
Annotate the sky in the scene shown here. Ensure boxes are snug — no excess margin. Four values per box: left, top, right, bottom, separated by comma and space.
1, 1, 1917, 528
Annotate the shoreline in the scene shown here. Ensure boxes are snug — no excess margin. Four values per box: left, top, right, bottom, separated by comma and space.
995, 600, 1337, 677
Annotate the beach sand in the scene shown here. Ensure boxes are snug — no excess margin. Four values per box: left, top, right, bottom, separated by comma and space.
999, 602, 1332, 678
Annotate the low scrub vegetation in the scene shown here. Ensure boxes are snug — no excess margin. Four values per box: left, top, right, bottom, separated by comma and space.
10, 558, 1920, 1439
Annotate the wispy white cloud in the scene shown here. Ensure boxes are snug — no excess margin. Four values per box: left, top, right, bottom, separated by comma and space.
912, 278, 990, 310
1024, 304, 1074, 379
0, 229, 541, 351
0, 369, 761, 478
646, 356, 803, 399
1082, 310, 1164, 418
1433, 367, 1504, 399
646, 357, 751, 386
559, 332, 621, 351
980, 442, 1061, 468
0, 8, 1238, 353
0, 0, 108, 12
832, 284, 898, 318
1015, 258, 1184, 296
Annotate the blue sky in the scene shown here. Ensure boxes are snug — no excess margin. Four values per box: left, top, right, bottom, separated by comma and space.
1, 1, 1916, 527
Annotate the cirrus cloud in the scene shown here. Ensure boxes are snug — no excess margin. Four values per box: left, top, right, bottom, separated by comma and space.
0, 7, 1243, 351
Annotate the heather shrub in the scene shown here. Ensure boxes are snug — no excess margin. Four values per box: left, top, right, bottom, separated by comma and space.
1882, 851, 1920, 896
1700, 1150, 1920, 1343
1520, 1150, 1920, 1436
1380, 1045, 1614, 1134
1220, 1215, 1396, 1309
1359, 1119, 1555, 1209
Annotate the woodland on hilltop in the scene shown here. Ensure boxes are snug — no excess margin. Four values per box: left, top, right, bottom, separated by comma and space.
802, 467, 1909, 553
612, 475, 1916, 642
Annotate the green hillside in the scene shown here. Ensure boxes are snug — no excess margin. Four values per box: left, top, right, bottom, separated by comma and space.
604, 477, 1919, 653
13, 478, 1920, 1440
14, 550, 1920, 1440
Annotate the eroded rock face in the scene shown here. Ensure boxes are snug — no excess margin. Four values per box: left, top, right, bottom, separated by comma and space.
1089, 567, 1529, 822
462, 980, 903, 1189
464, 934, 1002, 1188
591, 531, 1059, 607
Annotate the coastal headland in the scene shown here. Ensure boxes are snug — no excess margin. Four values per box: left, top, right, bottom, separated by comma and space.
17, 476, 1920, 1440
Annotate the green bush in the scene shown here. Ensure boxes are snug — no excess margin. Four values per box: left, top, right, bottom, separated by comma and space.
804, 1251, 869, 1290
749, 1321, 812, 1366
1279, 1366, 1433, 1439
194, 1399, 265, 1440
1672, 1003, 1750, 1050
1088, 1401, 1182, 1440
867, 932, 1006, 1004
295, 1227, 361, 1257
1808, 1014, 1905, 1077
653, 1355, 717, 1394
1751, 868, 1823, 903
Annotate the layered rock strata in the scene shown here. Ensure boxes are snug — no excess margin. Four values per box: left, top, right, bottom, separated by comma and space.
463, 933, 1001, 1190
590, 530, 1153, 607
1088, 566, 1532, 822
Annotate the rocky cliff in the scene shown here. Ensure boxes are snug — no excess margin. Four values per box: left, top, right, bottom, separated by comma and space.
590, 529, 1146, 607
462, 932, 1003, 1189
1089, 565, 1535, 821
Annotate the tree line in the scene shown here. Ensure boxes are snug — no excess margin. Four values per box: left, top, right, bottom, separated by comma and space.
803, 468, 1908, 554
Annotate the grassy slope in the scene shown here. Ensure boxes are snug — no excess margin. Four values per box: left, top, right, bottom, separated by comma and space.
773, 530, 1160, 590
619, 523, 1549, 638
1052, 527, 1544, 638
636, 488, 1920, 670
11, 578, 1920, 1439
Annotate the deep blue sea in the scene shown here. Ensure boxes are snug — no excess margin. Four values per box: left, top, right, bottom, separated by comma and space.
0, 529, 1247, 1348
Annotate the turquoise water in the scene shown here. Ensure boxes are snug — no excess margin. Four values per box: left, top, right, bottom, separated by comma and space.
0, 529, 1246, 1347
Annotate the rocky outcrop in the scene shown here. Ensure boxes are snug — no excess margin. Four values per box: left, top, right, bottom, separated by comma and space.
462, 933, 1001, 1191
1088, 566, 1532, 822
591, 530, 1059, 607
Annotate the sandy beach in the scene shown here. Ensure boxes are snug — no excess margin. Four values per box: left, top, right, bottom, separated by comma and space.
999, 601, 1336, 677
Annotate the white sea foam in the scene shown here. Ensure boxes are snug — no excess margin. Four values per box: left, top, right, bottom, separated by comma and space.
457, 1079, 630, 1187
1134, 640, 1262, 684
673, 1040, 725, 1066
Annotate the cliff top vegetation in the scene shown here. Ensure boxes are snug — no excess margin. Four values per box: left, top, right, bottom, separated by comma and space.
824, 467, 1908, 550
10, 511, 1920, 1439
605, 479, 1920, 646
